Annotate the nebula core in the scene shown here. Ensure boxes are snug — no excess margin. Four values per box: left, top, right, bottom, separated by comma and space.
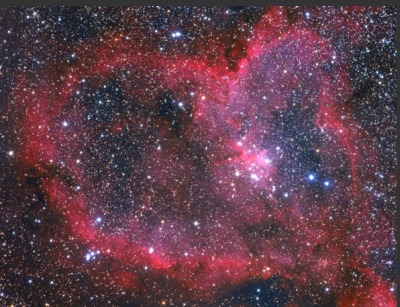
0, 6, 397, 307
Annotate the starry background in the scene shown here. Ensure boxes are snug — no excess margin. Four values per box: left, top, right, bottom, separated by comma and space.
0, 6, 397, 307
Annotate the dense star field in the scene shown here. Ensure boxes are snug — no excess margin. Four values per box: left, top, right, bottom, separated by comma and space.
0, 6, 397, 307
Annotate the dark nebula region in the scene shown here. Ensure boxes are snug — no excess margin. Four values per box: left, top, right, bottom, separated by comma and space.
0, 6, 397, 307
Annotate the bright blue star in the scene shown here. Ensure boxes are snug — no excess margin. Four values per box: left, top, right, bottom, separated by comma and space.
172, 31, 182, 38
308, 174, 316, 181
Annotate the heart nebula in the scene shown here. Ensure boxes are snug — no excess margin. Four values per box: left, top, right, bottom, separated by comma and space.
3, 6, 396, 307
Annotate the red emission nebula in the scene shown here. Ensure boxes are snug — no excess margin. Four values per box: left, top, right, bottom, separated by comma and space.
2, 6, 396, 307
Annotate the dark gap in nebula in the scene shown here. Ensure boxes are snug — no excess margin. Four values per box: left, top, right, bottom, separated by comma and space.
286, 6, 299, 25
156, 92, 187, 137
219, 275, 292, 307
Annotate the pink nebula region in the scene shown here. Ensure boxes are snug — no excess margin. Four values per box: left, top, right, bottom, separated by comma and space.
3, 6, 396, 307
